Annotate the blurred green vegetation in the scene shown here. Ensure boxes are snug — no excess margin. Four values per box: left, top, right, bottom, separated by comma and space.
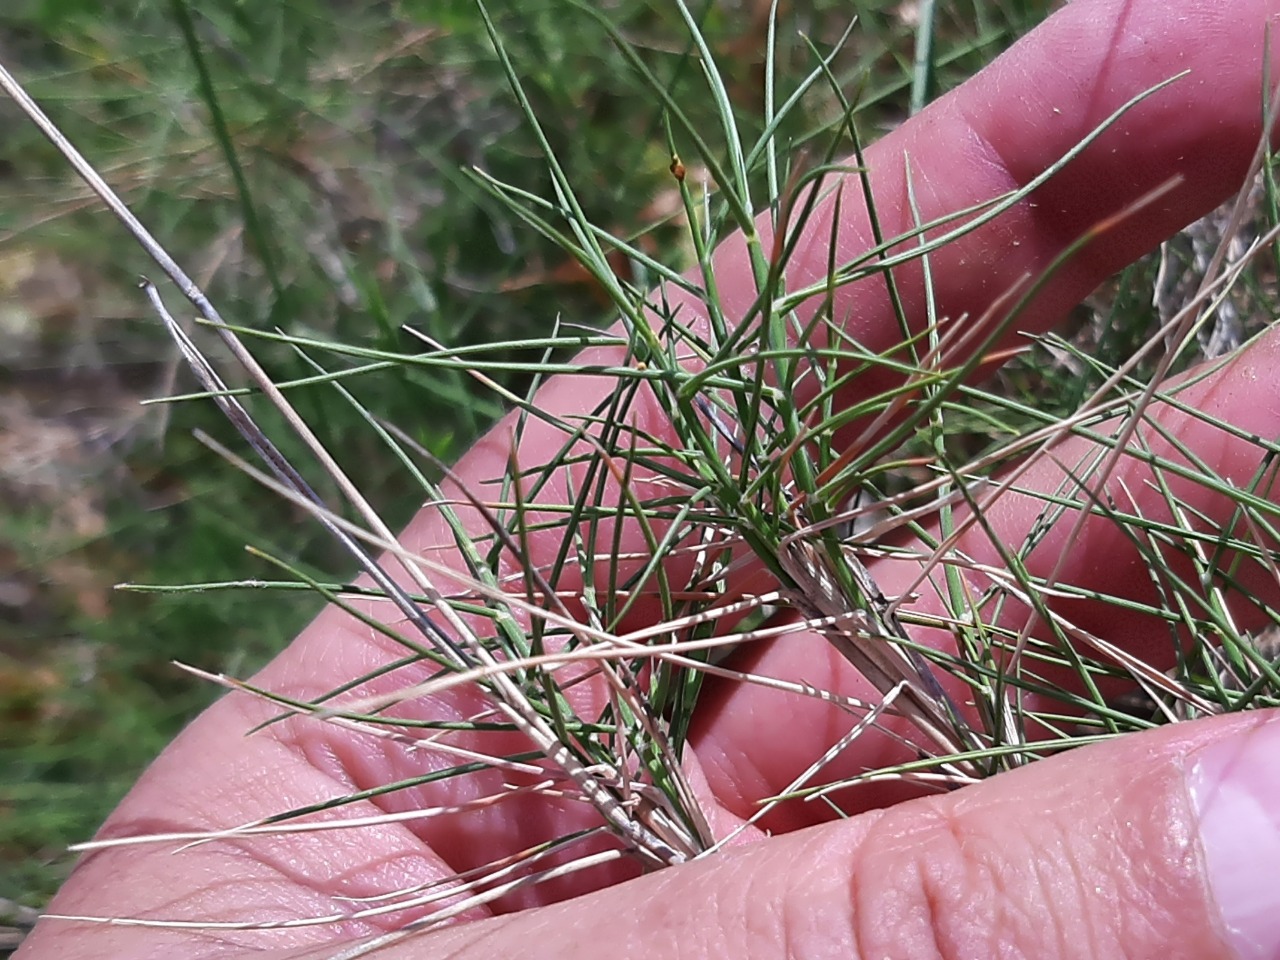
0, 0, 1052, 917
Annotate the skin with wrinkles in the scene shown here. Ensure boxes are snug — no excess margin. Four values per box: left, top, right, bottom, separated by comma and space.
17, 1, 1280, 958
284, 715, 1241, 960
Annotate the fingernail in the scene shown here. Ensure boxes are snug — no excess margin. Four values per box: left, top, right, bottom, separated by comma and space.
1188, 716, 1280, 960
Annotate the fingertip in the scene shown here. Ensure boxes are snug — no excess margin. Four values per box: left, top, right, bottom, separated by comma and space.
1188, 712, 1280, 960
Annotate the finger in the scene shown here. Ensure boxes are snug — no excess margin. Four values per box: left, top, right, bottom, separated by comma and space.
353, 712, 1280, 960
776, 0, 1280, 360
935, 331, 1280, 677
695, 321, 1280, 828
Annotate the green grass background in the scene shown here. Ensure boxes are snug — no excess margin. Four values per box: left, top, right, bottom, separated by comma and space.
0, 0, 1051, 918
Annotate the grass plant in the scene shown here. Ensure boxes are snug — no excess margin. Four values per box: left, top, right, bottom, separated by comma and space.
3, 0, 1279, 952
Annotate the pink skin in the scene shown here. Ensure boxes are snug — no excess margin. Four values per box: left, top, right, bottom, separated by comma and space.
17, 1, 1280, 958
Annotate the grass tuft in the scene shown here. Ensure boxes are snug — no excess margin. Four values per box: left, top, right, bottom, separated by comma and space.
6, 0, 1280, 950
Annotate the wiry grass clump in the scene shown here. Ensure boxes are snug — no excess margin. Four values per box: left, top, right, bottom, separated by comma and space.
0, 0, 957, 912
5, 0, 1280, 951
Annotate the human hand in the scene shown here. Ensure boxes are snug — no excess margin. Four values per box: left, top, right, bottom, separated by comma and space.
18, 1, 1280, 958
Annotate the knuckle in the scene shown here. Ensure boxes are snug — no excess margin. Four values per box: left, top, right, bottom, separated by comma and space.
840, 799, 1070, 960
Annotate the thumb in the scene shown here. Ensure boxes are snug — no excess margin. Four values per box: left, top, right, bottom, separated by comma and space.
359, 712, 1280, 960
